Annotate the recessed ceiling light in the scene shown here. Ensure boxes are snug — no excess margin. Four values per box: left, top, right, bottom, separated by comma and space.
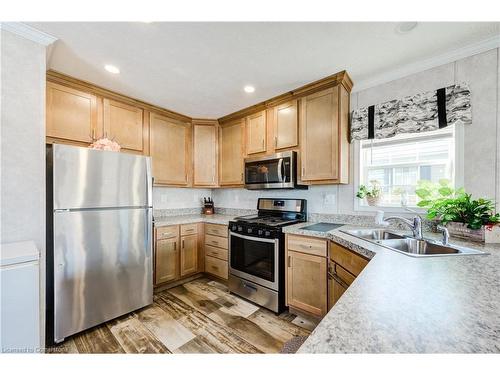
395, 22, 418, 34
104, 64, 120, 74
244, 85, 255, 93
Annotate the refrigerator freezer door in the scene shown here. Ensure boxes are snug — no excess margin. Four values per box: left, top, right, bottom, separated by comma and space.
53, 208, 153, 342
52, 144, 152, 210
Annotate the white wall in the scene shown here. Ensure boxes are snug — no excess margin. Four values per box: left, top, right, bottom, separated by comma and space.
0, 29, 47, 347
153, 187, 212, 209
213, 49, 500, 215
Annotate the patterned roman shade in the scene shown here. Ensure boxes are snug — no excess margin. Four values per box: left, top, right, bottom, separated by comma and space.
350, 83, 472, 141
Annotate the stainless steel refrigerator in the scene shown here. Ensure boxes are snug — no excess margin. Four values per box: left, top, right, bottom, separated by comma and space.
46, 144, 153, 344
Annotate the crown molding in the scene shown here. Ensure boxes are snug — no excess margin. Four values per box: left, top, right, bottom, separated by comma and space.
0, 22, 57, 46
353, 34, 500, 93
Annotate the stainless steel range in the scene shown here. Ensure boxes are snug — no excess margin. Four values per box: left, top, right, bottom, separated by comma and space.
228, 198, 307, 313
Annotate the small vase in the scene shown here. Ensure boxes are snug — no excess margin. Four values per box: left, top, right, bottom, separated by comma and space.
366, 196, 381, 207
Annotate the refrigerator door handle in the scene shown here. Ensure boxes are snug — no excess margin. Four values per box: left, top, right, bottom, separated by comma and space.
146, 157, 153, 208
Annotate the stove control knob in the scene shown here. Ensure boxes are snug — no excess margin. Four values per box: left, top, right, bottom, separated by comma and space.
265, 230, 271, 237
231, 225, 237, 231
258, 229, 263, 236
247, 228, 253, 234
237, 226, 243, 232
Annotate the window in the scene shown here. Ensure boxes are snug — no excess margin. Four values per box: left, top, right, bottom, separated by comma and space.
358, 127, 459, 208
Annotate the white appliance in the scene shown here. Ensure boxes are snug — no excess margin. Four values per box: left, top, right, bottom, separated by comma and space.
1, 241, 40, 353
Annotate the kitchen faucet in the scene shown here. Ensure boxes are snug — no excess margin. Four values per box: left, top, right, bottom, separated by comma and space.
383, 208, 424, 240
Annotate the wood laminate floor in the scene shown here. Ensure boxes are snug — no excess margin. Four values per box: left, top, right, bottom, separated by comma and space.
49, 278, 317, 354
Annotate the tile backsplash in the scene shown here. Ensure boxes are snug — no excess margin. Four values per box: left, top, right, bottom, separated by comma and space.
153, 187, 211, 209
211, 186, 340, 214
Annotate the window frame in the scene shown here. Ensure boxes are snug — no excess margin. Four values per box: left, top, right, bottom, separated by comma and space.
353, 125, 465, 214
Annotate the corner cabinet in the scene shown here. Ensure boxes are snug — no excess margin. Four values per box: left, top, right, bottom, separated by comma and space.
150, 113, 191, 186
299, 84, 350, 184
192, 120, 218, 187
219, 119, 245, 186
46, 82, 97, 145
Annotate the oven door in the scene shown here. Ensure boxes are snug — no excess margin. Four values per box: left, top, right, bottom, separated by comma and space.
229, 232, 279, 291
244, 154, 293, 189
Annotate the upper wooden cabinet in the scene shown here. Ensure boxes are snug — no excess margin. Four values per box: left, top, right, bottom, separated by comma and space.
103, 98, 145, 153
300, 85, 350, 184
219, 119, 245, 186
273, 100, 298, 150
150, 113, 191, 186
192, 120, 218, 187
46, 82, 97, 144
246, 110, 267, 155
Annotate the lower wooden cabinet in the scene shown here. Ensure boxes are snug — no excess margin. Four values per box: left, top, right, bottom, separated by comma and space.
204, 223, 228, 280
286, 245, 328, 317
180, 234, 198, 277
155, 236, 179, 284
154, 224, 201, 286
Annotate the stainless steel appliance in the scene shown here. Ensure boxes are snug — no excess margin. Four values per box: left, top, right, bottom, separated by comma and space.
228, 198, 307, 313
244, 151, 307, 190
46, 144, 153, 344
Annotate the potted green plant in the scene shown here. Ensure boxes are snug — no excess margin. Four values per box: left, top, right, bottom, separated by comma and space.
356, 180, 382, 206
416, 179, 500, 242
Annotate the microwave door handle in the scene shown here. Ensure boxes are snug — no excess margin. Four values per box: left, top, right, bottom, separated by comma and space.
277, 159, 284, 182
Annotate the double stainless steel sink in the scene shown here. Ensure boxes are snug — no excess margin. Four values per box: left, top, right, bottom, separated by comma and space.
341, 229, 487, 257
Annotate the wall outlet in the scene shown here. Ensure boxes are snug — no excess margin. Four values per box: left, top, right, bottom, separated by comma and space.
160, 194, 169, 203
324, 193, 336, 205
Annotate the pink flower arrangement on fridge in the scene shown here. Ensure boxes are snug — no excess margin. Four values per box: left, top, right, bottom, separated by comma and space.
89, 137, 121, 152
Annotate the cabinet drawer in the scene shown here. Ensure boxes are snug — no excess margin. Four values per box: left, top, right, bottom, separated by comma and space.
330, 242, 368, 277
205, 223, 228, 238
205, 255, 228, 279
181, 223, 198, 236
287, 235, 328, 257
205, 245, 228, 261
205, 234, 228, 249
156, 225, 179, 240
332, 262, 355, 286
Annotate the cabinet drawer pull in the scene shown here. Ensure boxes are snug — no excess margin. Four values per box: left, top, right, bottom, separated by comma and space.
185, 228, 194, 232
212, 265, 219, 270
211, 240, 218, 245
288, 255, 291, 267
182, 239, 185, 249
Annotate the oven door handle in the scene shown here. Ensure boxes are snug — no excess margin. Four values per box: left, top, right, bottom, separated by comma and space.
229, 231, 278, 243
277, 158, 284, 182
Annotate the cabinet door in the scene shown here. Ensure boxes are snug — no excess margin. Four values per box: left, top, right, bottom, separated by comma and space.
246, 111, 267, 154
150, 113, 190, 186
103, 99, 144, 153
193, 122, 218, 186
329, 274, 347, 310
286, 250, 327, 317
274, 100, 298, 150
219, 119, 244, 186
300, 87, 339, 182
46, 82, 97, 143
155, 237, 179, 285
180, 234, 198, 277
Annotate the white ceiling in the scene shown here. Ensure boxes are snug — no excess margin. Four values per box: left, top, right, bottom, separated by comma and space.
29, 22, 500, 118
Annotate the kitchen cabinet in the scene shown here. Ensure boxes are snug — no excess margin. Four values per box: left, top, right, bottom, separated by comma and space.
180, 234, 198, 277
46, 82, 97, 144
246, 110, 267, 155
328, 242, 369, 309
155, 236, 179, 285
150, 112, 191, 186
204, 224, 228, 280
286, 249, 328, 317
219, 119, 245, 186
299, 85, 350, 184
273, 100, 298, 150
103, 98, 145, 153
193, 120, 218, 187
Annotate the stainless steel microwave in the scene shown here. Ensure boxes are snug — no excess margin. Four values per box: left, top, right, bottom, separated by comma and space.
244, 151, 307, 190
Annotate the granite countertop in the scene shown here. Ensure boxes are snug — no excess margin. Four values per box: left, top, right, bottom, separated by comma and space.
154, 214, 236, 227
283, 222, 500, 353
